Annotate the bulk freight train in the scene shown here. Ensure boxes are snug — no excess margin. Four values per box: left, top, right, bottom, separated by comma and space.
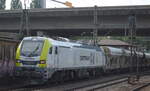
15, 37, 150, 84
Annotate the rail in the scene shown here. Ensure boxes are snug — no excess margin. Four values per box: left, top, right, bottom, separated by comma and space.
65, 77, 128, 91
133, 82, 150, 91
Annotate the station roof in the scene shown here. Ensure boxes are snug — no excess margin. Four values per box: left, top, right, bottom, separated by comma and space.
98, 39, 130, 46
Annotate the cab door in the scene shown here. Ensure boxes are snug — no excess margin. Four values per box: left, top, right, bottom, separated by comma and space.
47, 46, 53, 68
54, 46, 59, 68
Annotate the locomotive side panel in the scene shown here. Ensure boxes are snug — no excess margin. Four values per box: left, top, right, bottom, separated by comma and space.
57, 47, 74, 68
73, 47, 105, 68
56, 46, 105, 69
75, 48, 94, 67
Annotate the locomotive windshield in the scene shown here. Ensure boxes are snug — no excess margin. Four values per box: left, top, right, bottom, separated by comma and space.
21, 40, 44, 57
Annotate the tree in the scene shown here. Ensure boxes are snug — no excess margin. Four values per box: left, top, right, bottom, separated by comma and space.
30, 0, 42, 8
11, 0, 22, 10
0, 0, 6, 10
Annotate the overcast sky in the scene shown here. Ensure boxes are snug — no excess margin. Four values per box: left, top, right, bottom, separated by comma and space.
6, 0, 150, 9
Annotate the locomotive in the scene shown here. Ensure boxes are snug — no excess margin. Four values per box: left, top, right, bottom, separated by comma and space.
15, 37, 150, 83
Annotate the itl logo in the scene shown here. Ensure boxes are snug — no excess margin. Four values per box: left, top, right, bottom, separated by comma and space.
80, 56, 90, 61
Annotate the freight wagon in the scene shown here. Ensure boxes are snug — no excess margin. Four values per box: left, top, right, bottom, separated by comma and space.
0, 38, 18, 78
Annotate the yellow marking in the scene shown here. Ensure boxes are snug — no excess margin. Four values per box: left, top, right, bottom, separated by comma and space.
16, 43, 22, 60
16, 62, 21, 67
38, 64, 47, 68
40, 39, 52, 61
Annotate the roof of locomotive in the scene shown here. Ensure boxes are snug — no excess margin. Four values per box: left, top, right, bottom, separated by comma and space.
49, 37, 101, 51
23, 36, 101, 51
23, 36, 47, 41
23, 36, 81, 47
49, 38, 82, 47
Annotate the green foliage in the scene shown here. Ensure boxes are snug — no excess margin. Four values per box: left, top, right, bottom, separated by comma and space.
11, 0, 22, 10
30, 0, 42, 8
0, 0, 6, 10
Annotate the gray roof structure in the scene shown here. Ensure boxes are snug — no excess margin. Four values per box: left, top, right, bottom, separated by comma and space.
98, 39, 130, 46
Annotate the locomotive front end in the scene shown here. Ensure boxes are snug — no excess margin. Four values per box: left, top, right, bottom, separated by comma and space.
15, 37, 50, 82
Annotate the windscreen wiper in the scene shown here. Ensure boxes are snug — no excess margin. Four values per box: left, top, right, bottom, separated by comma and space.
28, 44, 40, 57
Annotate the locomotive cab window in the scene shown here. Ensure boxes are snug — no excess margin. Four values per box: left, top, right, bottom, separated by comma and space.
55, 47, 58, 54
49, 47, 52, 54
21, 40, 44, 57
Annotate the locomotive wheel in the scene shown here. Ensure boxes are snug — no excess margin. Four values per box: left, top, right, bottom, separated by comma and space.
88, 69, 95, 77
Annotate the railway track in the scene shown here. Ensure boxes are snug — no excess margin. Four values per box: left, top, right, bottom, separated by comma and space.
12, 73, 129, 91
2, 71, 150, 91
132, 82, 150, 91
63, 71, 150, 91
8, 75, 127, 91
0, 78, 32, 91
65, 76, 128, 91
131, 75, 150, 91
65, 72, 150, 91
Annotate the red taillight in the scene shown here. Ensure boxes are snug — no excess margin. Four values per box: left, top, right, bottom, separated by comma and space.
40, 60, 46, 64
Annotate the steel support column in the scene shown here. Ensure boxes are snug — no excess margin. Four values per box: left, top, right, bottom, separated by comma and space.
93, 5, 98, 46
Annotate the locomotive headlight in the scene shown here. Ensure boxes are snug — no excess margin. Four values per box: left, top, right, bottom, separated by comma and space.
17, 60, 21, 63
16, 60, 22, 67
40, 60, 46, 64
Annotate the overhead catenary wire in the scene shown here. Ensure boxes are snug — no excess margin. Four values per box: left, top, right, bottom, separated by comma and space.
19, 0, 30, 38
